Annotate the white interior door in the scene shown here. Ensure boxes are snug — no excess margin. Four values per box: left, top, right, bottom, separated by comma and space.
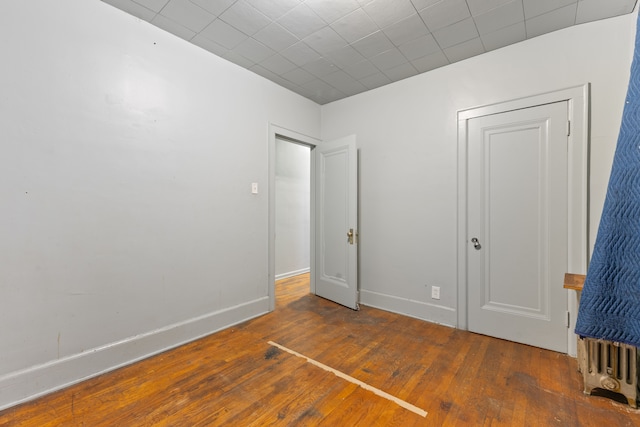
467, 102, 568, 352
314, 135, 358, 310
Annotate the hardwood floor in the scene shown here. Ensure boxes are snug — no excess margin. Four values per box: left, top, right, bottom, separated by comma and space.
1, 273, 639, 426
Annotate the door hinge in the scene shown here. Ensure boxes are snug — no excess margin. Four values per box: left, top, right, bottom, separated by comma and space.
567, 120, 571, 137
566, 311, 570, 328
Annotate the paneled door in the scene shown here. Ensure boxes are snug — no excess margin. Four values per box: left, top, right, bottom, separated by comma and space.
467, 102, 568, 352
314, 135, 358, 310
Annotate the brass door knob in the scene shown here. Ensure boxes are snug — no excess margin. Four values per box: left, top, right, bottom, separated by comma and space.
347, 229, 354, 245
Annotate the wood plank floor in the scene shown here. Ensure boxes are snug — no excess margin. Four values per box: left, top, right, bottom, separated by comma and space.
1, 273, 639, 426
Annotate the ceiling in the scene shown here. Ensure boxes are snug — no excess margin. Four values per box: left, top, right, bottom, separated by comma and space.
101, 0, 638, 104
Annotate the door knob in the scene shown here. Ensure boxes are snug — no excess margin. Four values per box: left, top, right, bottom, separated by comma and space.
471, 237, 482, 250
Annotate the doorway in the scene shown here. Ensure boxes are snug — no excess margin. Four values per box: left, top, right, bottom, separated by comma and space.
269, 126, 318, 311
275, 137, 311, 281
268, 125, 359, 312
457, 86, 590, 355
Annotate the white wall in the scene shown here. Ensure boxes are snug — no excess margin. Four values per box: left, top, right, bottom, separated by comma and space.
275, 139, 310, 279
0, 0, 320, 410
321, 12, 636, 326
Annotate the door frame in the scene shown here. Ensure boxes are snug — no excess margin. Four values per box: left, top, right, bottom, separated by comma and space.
268, 124, 319, 311
456, 85, 590, 356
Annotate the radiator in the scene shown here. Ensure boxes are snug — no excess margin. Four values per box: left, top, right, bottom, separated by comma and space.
578, 338, 639, 408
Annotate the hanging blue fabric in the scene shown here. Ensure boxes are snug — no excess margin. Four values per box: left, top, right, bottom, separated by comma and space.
575, 13, 640, 347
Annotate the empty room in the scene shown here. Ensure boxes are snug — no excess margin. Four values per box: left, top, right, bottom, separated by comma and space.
2, 0, 640, 425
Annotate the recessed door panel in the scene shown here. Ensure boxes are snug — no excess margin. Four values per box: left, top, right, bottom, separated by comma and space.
315, 135, 358, 309
468, 102, 568, 352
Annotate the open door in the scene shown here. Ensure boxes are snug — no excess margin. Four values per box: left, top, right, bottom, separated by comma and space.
314, 135, 358, 310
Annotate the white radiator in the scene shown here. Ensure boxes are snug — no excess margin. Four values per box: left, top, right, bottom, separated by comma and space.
578, 338, 638, 408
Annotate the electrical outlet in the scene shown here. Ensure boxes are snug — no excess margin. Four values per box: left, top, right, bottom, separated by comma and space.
431, 286, 440, 300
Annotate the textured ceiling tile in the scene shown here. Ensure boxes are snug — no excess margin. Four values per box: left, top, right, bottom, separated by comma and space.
188, 0, 235, 17
302, 57, 340, 77
222, 50, 256, 68
433, 18, 479, 49
301, 79, 345, 101
219, 0, 272, 36
296, 85, 325, 103
259, 54, 298, 74
443, 37, 485, 62
132, 0, 168, 13
200, 19, 248, 49
411, 50, 449, 72
160, 0, 215, 32
321, 91, 348, 104
191, 34, 229, 56
576, 0, 637, 25
343, 84, 369, 96
105, 0, 638, 105
268, 73, 302, 88
277, 3, 327, 39
320, 70, 367, 95
474, 1, 524, 34
369, 48, 408, 70
278, 78, 304, 94
363, 0, 415, 28
280, 41, 322, 66
352, 31, 395, 58
398, 33, 440, 61
343, 59, 380, 79
278, 78, 304, 96
151, 14, 196, 40
282, 67, 317, 85
252, 67, 299, 89
410, 0, 442, 10
522, 0, 576, 19
103, 0, 157, 21
331, 8, 379, 43
234, 37, 276, 62
359, 72, 392, 89
526, 3, 577, 38
253, 22, 299, 52
480, 21, 526, 51
340, 83, 368, 96
304, 26, 348, 55
245, 0, 301, 20
250, 64, 281, 80
324, 45, 366, 67
466, 0, 516, 16
305, 0, 361, 24
383, 62, 418, 81
383, 13, 430, 47
419, 0, 471, 32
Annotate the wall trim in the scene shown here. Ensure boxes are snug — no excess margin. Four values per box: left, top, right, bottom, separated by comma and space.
275, 268, 310, 281
0, 297, 269, 411
456, 84, 590, 357
360, 290, 457, 327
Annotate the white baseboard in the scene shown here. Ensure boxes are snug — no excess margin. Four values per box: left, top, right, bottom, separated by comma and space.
275, 268, 310, 281
0, 296, 270, 412
360, 289, 457, 327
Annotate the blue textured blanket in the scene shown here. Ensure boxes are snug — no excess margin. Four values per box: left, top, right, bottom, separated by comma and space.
575, 14, 640, 347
